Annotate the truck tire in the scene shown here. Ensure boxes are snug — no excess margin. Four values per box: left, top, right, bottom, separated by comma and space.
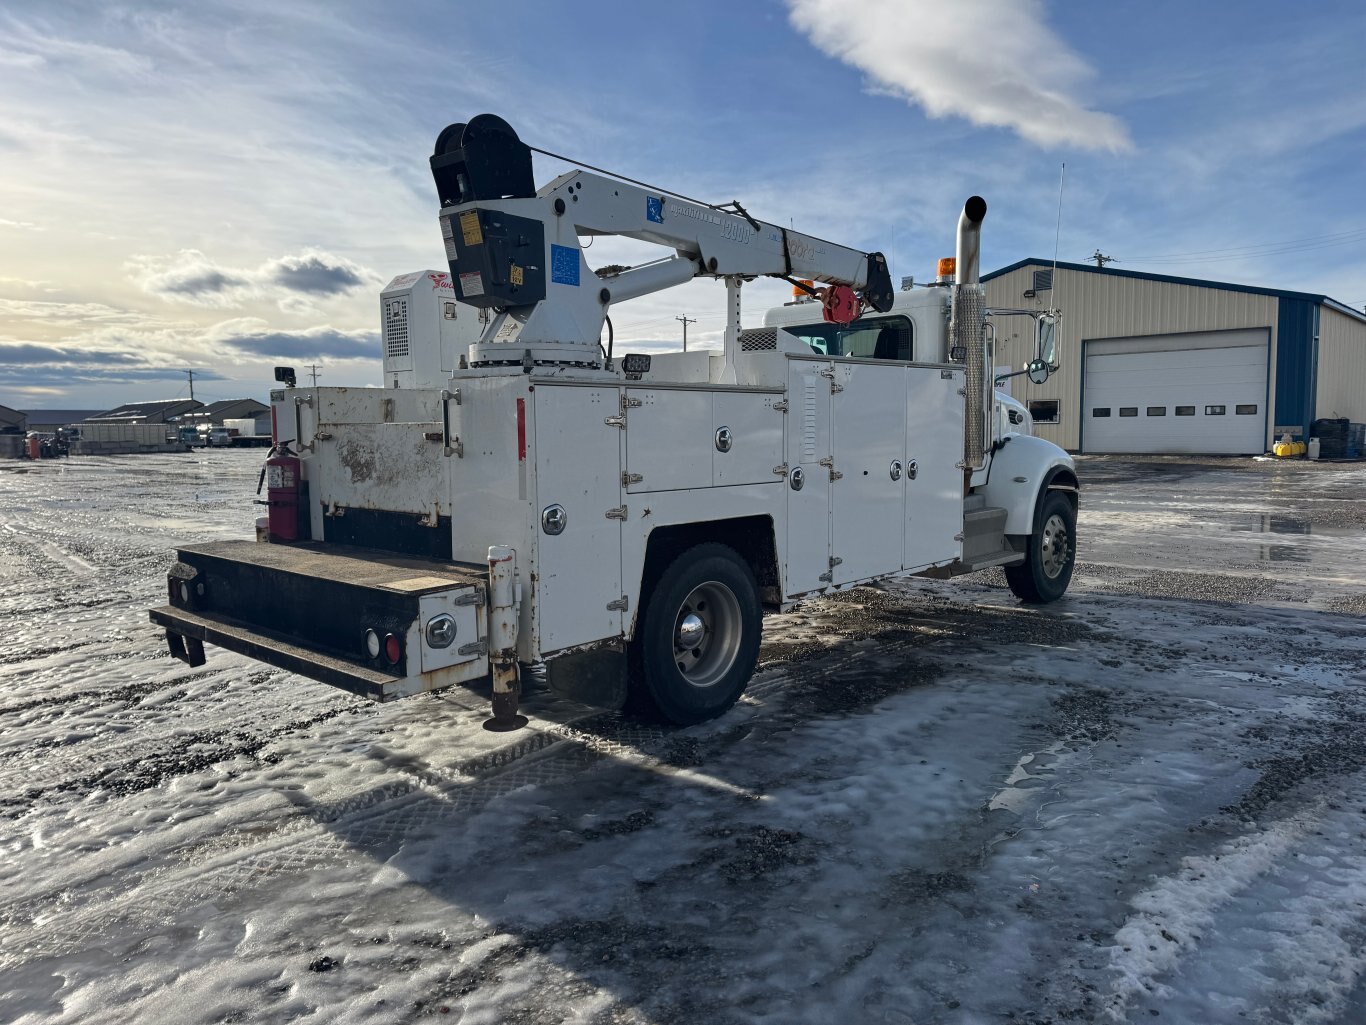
1004, 489, 1075, 604
631, 542, 761, 725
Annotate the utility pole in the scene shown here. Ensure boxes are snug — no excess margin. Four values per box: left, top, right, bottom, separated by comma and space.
184, 369, 195, 402
305, 363, 323, 387
1090, 249, 1116, 269
676, 315, 697, 352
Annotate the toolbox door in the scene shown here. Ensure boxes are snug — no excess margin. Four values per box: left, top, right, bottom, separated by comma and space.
533, 385, 623, 652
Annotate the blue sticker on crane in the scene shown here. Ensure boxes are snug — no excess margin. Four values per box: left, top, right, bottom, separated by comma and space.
646, 196, 664, 223
550, 244, 580, 286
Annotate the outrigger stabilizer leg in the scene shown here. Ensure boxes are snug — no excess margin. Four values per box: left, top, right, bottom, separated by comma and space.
483, 545, 527, 732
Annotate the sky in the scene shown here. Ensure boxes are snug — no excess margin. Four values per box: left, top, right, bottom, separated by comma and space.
3, 0, 1366, 411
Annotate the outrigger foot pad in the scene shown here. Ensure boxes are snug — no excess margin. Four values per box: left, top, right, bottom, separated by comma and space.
483, 683, 527, 732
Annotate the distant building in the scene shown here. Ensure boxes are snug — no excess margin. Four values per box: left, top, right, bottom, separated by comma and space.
983, 260, 1366, 455
86, 399, 204, 425
23, 409, 102, 431
201, 398, 269, 423
0, 403, 26, 434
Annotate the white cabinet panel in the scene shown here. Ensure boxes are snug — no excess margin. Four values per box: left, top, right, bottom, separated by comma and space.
831, 363, 907, 584
534, 386, 621, 652
713, 391, 784, 486
625, 388, 712, 493
784, 362, 831, 595
905, 367, 964, 570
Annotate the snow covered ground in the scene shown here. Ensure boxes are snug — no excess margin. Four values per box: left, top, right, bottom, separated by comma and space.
2, 451, 1364, 1024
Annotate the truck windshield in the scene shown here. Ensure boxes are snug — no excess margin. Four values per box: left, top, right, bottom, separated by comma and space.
784, 315, 914, 361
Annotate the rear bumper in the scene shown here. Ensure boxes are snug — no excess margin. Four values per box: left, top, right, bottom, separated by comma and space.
151, 539, 493, 701
151, 604, 422, 700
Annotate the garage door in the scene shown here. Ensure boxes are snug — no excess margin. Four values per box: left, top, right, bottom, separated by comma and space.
1083, 330, 1269, 454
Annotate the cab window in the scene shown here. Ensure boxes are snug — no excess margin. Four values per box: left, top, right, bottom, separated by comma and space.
786, 315, 914, 361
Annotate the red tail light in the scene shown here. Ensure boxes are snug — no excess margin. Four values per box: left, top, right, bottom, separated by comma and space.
383, 633, 401, 665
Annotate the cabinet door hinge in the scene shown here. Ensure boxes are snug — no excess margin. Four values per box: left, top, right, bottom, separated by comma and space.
771, 400, 789, 412
621, 472, 643, 487
953, 532, 965, 542
458, 638, 488, 656
818, 571, 833, 583
605, 505, 628, 520
772, 462, 789, 477
830, 382, 844, 393
828, 556, 843, 569
622, 397, 643, 408
603, 414, 626, 429
606, 596, 629, 611
452, 587, 485, 607
830, 470, 843, 481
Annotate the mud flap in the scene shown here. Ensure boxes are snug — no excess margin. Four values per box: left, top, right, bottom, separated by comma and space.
166, 630, 206, 668
546, 646, 628, 710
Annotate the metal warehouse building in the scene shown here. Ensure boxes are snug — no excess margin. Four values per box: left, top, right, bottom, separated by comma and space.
982, 260, 1366, 454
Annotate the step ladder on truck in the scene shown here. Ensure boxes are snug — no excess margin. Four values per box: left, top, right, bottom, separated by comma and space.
150, 113, 1076, 730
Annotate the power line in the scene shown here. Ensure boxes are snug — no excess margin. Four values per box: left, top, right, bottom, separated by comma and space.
1124, 226, 1366, 264
304, 363, 323, 387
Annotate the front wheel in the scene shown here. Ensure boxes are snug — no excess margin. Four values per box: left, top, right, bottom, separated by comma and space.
1004, 489, 1076, 603
630, 542, 761, 725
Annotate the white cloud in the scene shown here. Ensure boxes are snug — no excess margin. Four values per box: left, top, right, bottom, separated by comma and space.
784, 0, 1131, 153
128, 249, 378, 308
0, 297, 151, 325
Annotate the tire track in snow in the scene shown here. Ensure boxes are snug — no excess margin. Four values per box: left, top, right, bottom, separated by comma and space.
1102, 779, 1366, 1023
0, 619, 945, 969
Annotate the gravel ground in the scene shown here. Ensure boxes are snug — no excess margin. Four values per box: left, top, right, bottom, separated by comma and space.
1, 450, 1365, 1025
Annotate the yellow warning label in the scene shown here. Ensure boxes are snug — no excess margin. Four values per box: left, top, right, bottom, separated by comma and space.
510, 264, 524, 287
459, 211, 483, 247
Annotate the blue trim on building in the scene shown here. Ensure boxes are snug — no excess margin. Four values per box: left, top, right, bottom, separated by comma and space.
1274, 299, 1319, 437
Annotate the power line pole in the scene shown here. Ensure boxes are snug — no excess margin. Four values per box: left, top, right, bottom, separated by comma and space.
184, 369, 195, 402
1090, 249, 1117, 268
305, 363, 323, 387
676, 315, 697, 352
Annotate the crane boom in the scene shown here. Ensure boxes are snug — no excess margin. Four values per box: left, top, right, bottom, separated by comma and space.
430, 114, 894, 368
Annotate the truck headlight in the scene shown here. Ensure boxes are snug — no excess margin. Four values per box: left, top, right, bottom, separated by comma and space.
425, 614, 457, 648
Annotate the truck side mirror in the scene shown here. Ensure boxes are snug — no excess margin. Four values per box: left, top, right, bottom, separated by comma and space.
1026, 358, 1051, 385
1035, 315, 1058, 368
274, 366, 297, 388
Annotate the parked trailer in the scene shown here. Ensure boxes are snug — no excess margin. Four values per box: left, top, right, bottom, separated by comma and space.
152, 114, 1075, 729
224, 417, 273, 447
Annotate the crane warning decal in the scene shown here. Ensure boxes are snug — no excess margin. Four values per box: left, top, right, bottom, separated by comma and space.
550, 245, 579, 286
459, 211, 483, 247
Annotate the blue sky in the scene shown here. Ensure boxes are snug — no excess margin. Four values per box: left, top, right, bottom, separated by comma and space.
3, 0, 1365, 410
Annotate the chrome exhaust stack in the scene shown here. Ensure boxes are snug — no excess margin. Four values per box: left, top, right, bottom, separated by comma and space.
951, 196, 989, 471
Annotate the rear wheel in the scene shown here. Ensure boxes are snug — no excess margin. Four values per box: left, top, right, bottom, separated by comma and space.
630, 542, 761, 725
1004, 489, 1075, 604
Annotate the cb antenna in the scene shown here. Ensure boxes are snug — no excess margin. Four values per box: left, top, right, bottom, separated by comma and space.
1051, 162, 1065, 315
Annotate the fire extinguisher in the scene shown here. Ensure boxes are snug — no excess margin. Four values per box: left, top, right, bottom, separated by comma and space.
256, 443, 302, 541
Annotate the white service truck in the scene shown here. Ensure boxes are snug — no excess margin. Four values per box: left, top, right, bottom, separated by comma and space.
151, 114, 1077, 730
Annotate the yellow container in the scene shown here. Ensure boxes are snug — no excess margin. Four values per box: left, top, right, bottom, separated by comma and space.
1273, 440, 1306, 458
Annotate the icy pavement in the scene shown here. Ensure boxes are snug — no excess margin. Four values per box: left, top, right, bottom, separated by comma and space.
1, 451, 1365, 1024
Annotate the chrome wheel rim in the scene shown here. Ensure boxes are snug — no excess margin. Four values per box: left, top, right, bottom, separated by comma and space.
672, 580, 742, 689
1040, 513, 1071, 579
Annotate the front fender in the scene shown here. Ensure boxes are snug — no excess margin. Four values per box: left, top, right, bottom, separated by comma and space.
979, 434, 1077, 535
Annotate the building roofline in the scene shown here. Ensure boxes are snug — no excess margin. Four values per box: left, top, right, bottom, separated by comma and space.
983, 258, 1366, 325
